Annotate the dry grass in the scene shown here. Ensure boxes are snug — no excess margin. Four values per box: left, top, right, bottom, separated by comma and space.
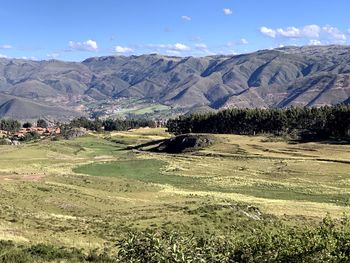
0, 130, 349, 251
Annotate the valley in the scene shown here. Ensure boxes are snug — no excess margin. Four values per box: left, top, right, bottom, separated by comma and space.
0, 128, 349, 261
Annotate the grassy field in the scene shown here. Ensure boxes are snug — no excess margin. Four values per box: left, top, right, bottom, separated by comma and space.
0, 128, 349, 256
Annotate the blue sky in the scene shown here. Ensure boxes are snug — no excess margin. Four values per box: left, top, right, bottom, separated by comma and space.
0, 0, 350, 61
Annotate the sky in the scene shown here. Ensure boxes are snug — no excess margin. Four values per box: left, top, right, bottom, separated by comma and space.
1, 0, 350, 61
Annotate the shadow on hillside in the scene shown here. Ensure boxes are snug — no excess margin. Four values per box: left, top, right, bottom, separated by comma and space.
126, 139, 167, 151
127, 134, 215, 154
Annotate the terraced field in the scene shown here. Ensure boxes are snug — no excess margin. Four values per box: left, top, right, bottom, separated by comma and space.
0, 128, 349, 256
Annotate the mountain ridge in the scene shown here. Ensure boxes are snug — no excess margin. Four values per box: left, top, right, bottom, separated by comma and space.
0, 45, 349, 120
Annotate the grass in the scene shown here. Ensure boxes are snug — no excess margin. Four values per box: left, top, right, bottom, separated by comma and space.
127, 104, 170, 115
0, 128, 349, 256
74, 159, 199, 188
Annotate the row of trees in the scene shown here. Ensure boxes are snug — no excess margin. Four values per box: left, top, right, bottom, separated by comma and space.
167, 105, 350, 140
0, 116, 155, 134
68, 117, 157, 132
0, 119, 21, 133
0, 119, 49, 133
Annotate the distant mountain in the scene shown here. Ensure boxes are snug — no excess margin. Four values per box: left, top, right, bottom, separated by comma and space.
0, 94, 80, 121
0, 45, 349, 120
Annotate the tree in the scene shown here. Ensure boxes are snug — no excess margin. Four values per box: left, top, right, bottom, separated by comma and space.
23, 122, 32, 128
0, 119, 21, 133
37, 119, 48, 128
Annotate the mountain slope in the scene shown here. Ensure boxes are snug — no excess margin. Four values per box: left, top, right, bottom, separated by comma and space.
0, 45, 349, 120
82, 45, 350, 108
0, 94, 81, 120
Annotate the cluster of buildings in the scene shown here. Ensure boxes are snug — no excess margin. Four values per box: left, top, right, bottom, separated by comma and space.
0, 127, 61, 139
13, 127, 61, 139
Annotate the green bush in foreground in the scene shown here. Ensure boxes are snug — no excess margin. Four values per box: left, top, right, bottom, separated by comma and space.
0, 241, 113, 263
116, 215, 350, 263
1, 215, 350, 262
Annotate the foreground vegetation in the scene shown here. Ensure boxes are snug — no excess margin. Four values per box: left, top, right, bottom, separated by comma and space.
0, 128, 349, 261
1, 215, 350, 262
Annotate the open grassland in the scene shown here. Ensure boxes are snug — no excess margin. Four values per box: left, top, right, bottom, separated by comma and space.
0, 128, 349, 258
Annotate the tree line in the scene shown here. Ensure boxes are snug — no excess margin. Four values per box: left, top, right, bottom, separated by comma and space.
0, 119, 21, 133
66, 117, 157, 131
167, 105, 350, 140
0, 118, 49, 133
0, 117, 156, 134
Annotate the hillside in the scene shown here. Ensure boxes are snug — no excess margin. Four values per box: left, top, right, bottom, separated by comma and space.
0, 45, 350, 120
0, 94, 81, 121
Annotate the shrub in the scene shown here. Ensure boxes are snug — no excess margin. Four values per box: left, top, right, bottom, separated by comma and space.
115, 215, 350, 262
20, 131, 40, 142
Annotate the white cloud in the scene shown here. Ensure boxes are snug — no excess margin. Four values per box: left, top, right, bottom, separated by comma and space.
302, 25, 321, 38
0, 44, 12, 49
189, 36, 202, 42
47, 53, 60, 58
194, 43, 212, 55
146, 44, 167, 49
145, 43, 190, 55
195, 43, 208, 50
240, 38, 249, 45
260, 26, 277, 38
322, 25, 346, 41
165, 50, 181, 56
69, 40, 98, 51
181, 15, 192, 21
227, 38, 249, 47
276, 27, 301, 38
173, 43, 190, 51
146, 43, 189, 51
0, 54, 8, 58
222, 49, 237, 55
21, 56, 37, 60
261, 25, 321, 39
309, 39, 322, 46
259, 24, 348, 43
114, 46, 133, 54
223, 8, 233, 15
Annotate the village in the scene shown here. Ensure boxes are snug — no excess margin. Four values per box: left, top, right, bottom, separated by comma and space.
0, 120, 61, 145
13, 126, 61, 139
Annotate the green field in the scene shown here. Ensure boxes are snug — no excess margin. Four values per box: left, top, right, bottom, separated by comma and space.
0, 128, 349, 260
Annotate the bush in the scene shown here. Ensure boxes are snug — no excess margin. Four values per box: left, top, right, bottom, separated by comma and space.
116, 215, 350, 262
1, 216, 349, 262
0, 138, 11, 145
20, 131, 40, 142
0, 241, 113, 263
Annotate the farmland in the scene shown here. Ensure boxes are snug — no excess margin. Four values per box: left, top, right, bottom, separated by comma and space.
0, 128, 349, 261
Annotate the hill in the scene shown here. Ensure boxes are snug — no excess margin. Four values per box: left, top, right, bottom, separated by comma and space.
0, 45, 350, 120
0, 94, 81, 121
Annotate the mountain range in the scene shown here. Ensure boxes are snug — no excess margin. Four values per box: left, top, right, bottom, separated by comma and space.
0, 45, 349, 120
